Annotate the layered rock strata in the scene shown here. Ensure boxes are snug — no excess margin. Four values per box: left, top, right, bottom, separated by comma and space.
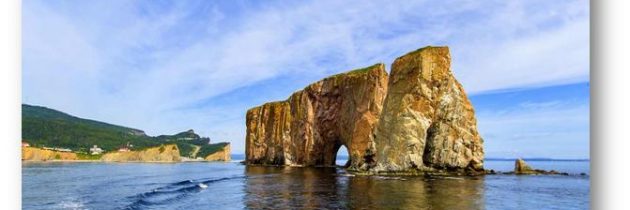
245, 46, 484, 174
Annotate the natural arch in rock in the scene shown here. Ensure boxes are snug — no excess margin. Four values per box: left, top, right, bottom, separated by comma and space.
335, 145, 351, 167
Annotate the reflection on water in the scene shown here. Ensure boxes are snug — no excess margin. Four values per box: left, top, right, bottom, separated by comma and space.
22, 161, 588, 209
244, 166, 485, 209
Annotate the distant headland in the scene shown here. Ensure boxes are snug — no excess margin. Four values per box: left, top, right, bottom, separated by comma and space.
21, 104, 231, 162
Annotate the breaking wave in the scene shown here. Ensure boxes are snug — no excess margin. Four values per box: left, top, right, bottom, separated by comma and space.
123, 176, 245, 209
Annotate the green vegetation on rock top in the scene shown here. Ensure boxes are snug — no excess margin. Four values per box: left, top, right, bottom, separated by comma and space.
197, 142, 230, 158
406, 45, 448, 56
326, 63, 384, 80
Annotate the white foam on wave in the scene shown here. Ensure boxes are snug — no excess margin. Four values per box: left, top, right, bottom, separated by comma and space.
57, 199, 86, 210
198, 183, 208, 189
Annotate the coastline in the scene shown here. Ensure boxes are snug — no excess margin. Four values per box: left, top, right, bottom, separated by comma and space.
22, 144, 233, 163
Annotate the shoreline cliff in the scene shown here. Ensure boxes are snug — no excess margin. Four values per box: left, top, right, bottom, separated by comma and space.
101, 144, 181, 162
22, 147, 78, 161
204, 143, 231, 161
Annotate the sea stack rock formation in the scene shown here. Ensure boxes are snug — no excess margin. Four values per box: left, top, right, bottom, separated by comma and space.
245, 46, 484, 174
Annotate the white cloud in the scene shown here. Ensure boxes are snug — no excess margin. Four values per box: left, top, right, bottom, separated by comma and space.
518, 100, 564, 109
453, 17, 589, 93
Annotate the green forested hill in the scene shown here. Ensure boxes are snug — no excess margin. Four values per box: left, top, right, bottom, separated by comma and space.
22, 104, 228, 158
22, 104, 160, 152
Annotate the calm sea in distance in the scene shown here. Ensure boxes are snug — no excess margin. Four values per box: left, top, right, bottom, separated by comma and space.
22, 155, 589, 209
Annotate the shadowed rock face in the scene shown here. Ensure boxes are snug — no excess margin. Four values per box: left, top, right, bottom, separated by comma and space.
246, 64, 388, 168
246, 46, 484, 174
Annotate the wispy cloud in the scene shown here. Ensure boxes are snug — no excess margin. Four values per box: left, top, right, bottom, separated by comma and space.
477, 104, 589, 159
518, 100, 564, 109
22, 0, 589, 154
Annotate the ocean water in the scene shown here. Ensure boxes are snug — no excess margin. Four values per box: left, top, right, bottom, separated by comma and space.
22, 157, 589, 210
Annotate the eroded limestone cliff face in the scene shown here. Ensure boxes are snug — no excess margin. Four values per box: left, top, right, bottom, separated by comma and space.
245, 46, 484, 174
246, 64, 388, 168
204, 143, 232, 161
373, 47, 484, 174
101, 144, 181, 162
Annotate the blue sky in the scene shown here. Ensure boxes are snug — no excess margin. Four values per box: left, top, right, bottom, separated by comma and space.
22, 0, 589, 158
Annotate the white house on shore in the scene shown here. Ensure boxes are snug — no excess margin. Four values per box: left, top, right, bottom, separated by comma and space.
90, 145, 104, 155
43, 147, 72, 152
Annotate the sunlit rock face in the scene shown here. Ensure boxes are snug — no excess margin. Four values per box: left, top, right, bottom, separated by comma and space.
245, 64, 388, 169
514, 158, 534, 174
204, 143, 232, 161
22, 147, 78, 161
245, 46, 484, 174
373, 47, 484, 173
101, 144, 181, 162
